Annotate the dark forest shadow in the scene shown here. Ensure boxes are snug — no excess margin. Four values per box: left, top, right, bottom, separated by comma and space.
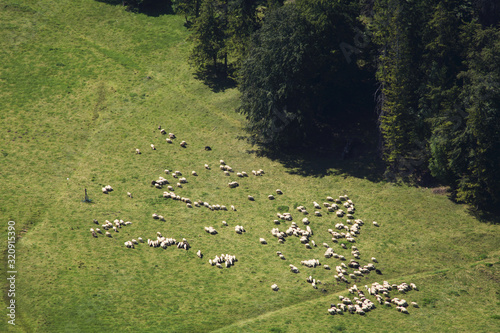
244, 136, 386, 182
193, 65, 238, 93
467, 207, 500, 225
95, 1, 174, 17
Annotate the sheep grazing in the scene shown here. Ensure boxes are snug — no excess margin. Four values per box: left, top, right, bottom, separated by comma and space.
315, 211, 322, 217
411, 301, 419, 308
268, 195, 275, 200
151, 144, 156, 150
204, 164, 210, 170
96, 228, 102, 234
372, 257, 378, 263
220, 160, 225, 165
105, 231, 112, 237
289, 265, 299, 273
271, 284, 279, 291
90, 228, 97, 238
224, 171, 230, 176
373, 221, 380, 227
127, 192, 132, 198
168, 133, 175, 139
204, 226, 218, 235
191, 171, 197, 176
177, 239, 190, 250
248, 195, 255, 201
160, 128, 166, 134
276, 189, 283, 195
180, 141, 187, 147
235, 225, 245, 234
124, 241, 134, 248
236, 172, 243, 177
102, 187, 108, 194
302, 217, 310, 225
197, 250, 203, 258
166, 138, 172, 143
228, 181, 239, 188
138, 237, 143, 243
326, 196, 334, 201
135, 148, 141, 154
259, 238, 267, 244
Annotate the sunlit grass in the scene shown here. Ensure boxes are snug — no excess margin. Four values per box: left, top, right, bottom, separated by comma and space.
0, 1, 499, 332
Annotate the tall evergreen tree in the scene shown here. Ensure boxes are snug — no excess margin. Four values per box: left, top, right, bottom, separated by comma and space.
370, 0, 429, 179
189, 0, 226, 76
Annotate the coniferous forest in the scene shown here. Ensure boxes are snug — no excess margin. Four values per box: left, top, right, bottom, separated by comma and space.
131, 0, 499, 214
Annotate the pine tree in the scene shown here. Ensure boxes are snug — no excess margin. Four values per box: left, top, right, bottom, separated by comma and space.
189, 0, 226, 76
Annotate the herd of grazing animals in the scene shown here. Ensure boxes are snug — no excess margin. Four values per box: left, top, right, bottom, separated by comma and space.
90, 124, 421, 319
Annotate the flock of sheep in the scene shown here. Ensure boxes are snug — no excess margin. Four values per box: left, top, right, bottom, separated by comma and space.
89, 124, 421, 319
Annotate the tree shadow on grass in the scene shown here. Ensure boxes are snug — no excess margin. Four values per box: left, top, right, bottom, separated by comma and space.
467, 207, 500, 225
244, 137, 386, 182
193, 66, 237, 93
95, 1, 174, 17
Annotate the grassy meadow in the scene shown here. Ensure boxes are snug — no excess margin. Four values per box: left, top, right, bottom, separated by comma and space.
1, 0, 499, 332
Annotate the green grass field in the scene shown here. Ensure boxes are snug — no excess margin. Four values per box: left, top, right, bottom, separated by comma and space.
1, 1, 499, 332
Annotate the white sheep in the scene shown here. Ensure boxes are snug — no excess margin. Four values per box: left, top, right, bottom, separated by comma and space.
151, 144, 156, 150
271, 284, 279, 291
268, 195, 275, 200
166, 138, 172, 143
204, 164, 210, 170
276, 189, 283, 194
259, 238, 267, 244
197, 250, 203, 258
168, 133, 175, 138
248, 195, 254, 201
135, 148, 141, 154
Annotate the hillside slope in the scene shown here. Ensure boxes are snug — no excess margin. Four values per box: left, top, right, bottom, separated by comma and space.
0, 1, 498, 332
